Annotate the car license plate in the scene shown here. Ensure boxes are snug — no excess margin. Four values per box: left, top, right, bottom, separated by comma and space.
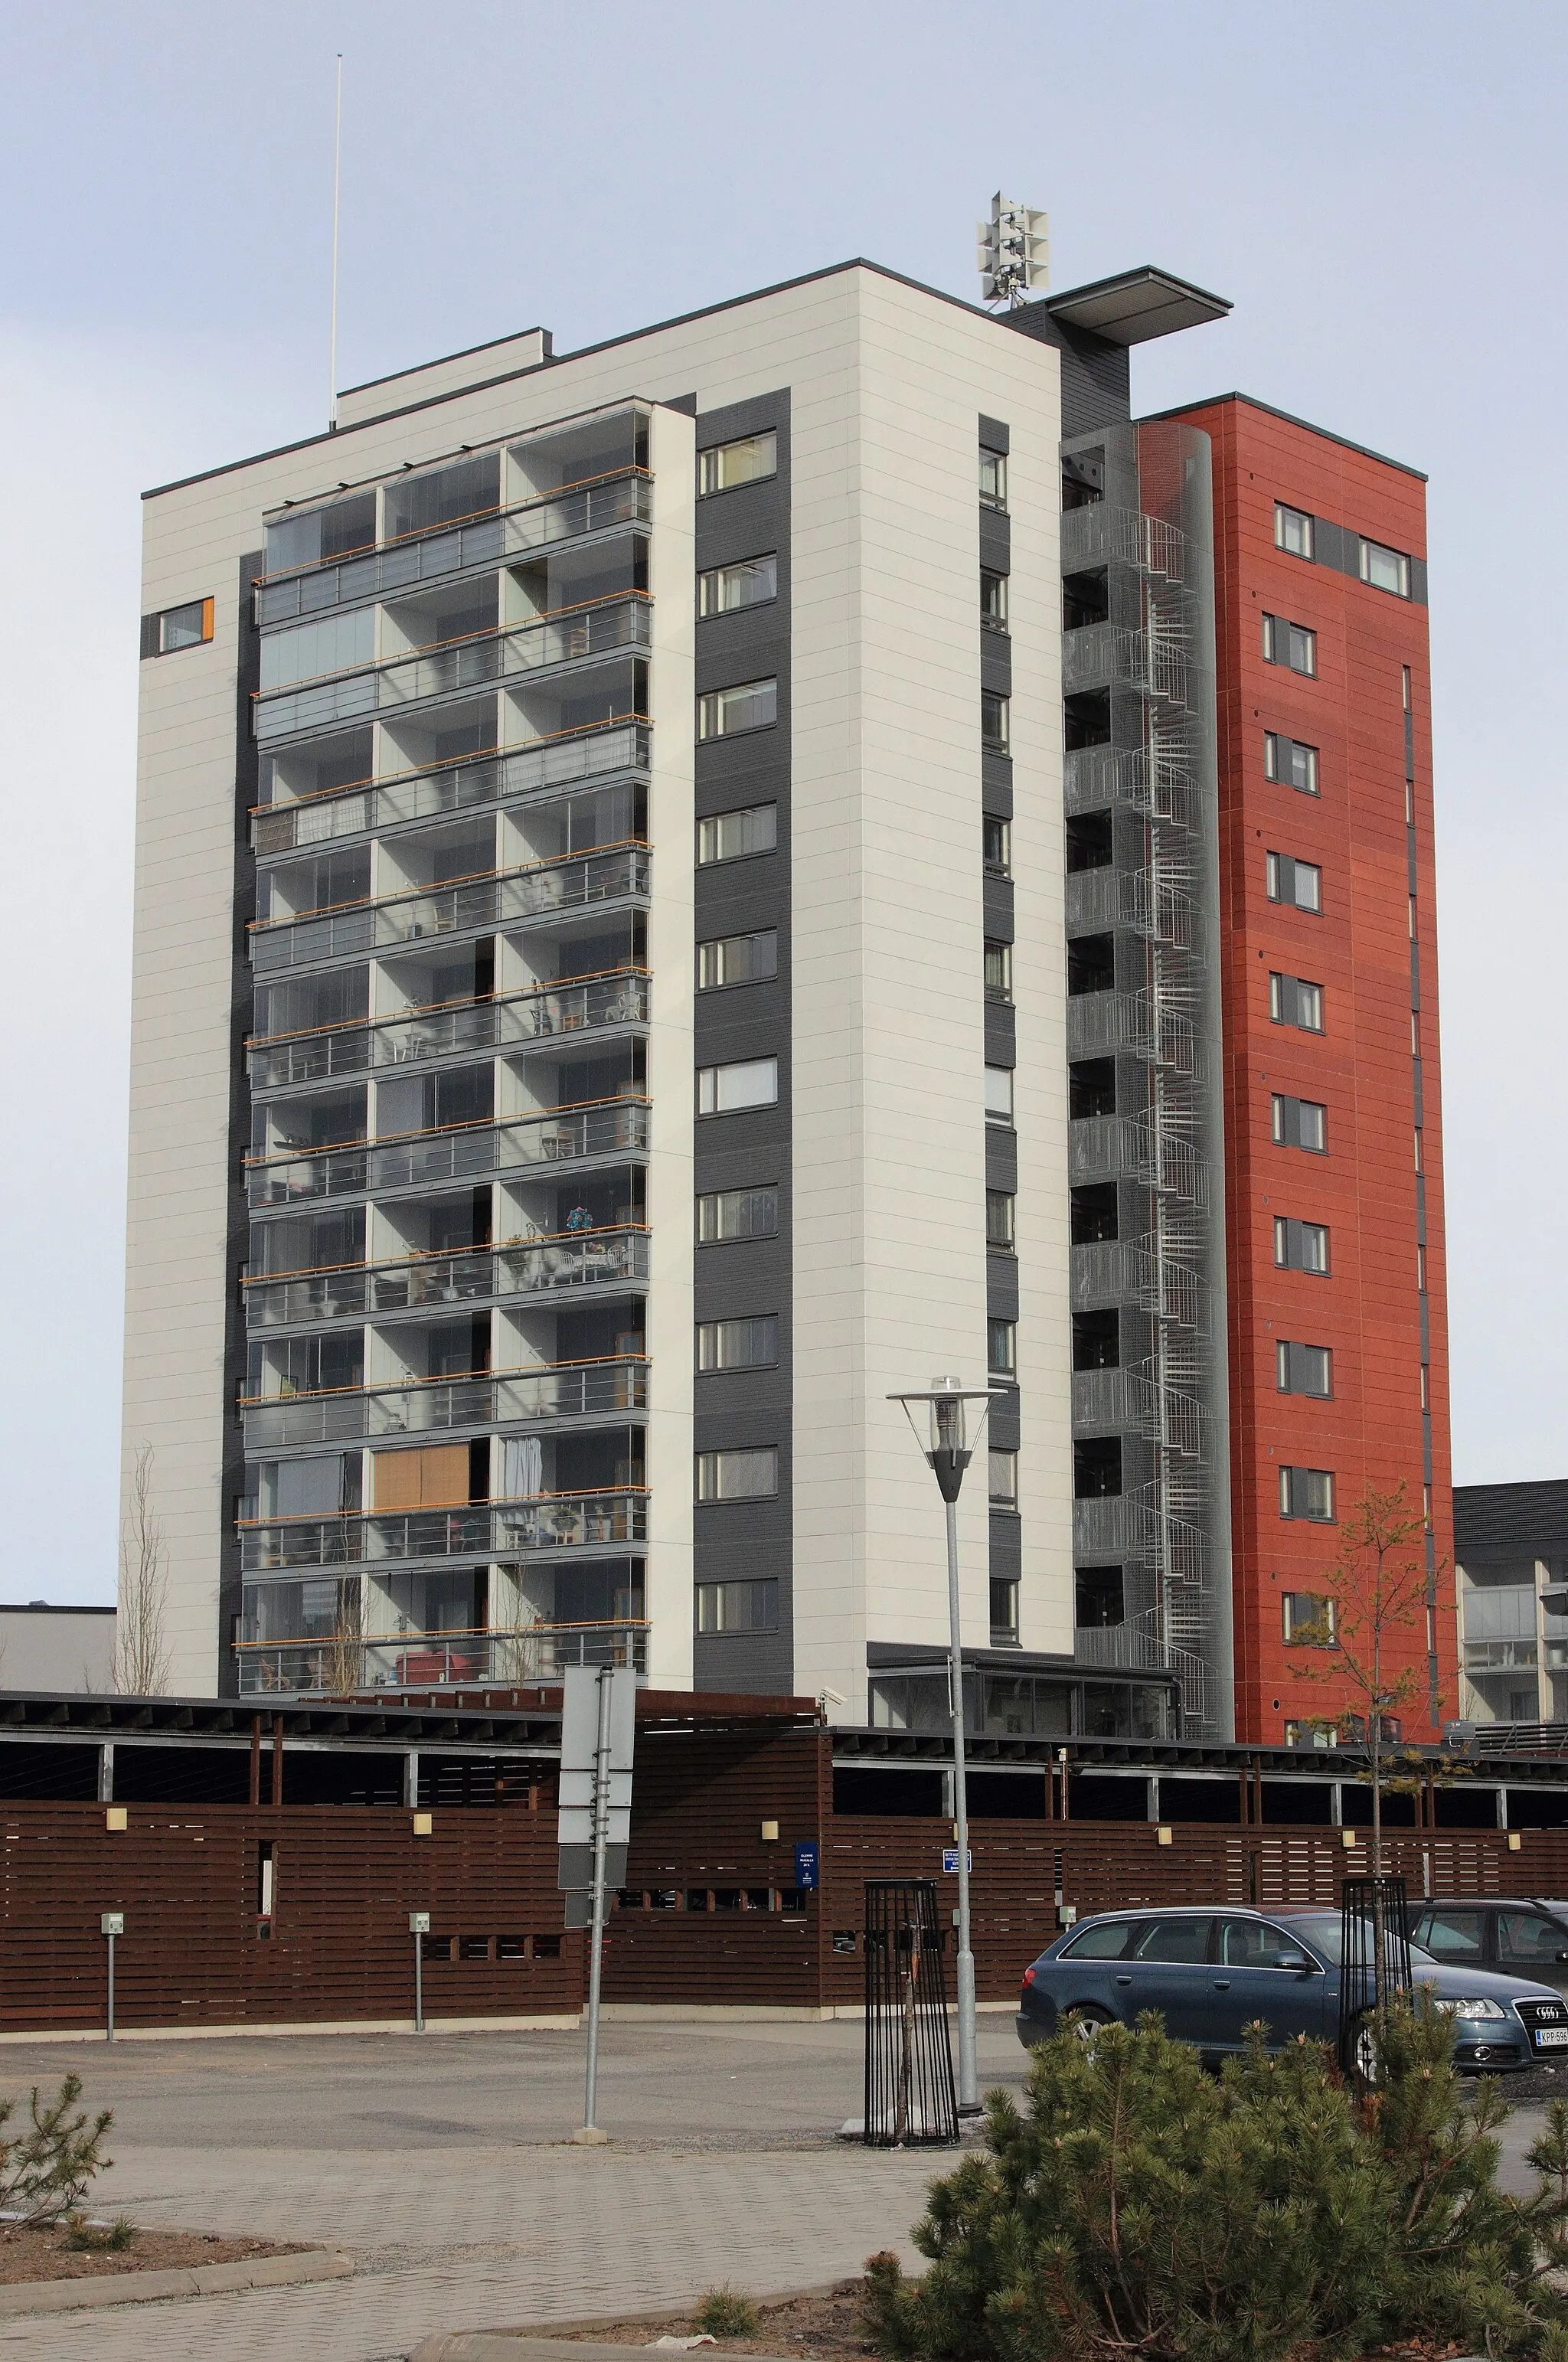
1534, 2027, 1568, 2047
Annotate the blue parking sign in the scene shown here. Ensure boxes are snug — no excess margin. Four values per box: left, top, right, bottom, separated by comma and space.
794, 1840, 819, 1890
942, 1847, 972, 1874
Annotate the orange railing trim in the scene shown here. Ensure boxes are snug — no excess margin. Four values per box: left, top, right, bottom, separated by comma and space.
252, 461, 652, 588
239, 1351, 650, 1408
247, 841, 649, 935
242, 1222, 650, 1288
234, 1615, 652, 1652
253, 588, 652, 706
239, 1484, 650, 1528
247, 962, 651, 1047
249, 710, 652, 820
246, 1090, 650, 1169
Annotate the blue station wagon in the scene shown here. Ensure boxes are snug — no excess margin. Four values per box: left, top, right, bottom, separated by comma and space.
1017, 1904, 1566, 2073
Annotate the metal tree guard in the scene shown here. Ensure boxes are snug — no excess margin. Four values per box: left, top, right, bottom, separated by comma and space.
863, 1880, 959, 2146
1338, 1874, 1414, 2080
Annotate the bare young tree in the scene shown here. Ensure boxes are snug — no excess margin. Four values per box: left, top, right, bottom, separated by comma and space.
115, 1446, 171, 1696
323, 1582, 364, 1696
1284, 1478, 1439, 1877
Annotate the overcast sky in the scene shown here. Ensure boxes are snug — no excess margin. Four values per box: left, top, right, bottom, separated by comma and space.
1, 0, 1562, 1602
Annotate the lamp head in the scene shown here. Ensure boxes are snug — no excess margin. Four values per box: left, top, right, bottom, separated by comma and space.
888, 1377, 1004, 1503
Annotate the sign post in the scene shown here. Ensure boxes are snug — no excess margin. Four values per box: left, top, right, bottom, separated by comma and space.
409, 1910, 430, 2032
100, 1913, 123, 2042
557, 1662, 636, 2145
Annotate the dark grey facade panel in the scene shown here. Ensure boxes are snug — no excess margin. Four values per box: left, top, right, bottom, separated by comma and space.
1419, 1295, 1430, 1363
1406, 711, 1416, 782
1410, 945, 1421, 1008
139, 613, 160, 659
988, 1392, 1020, 1452
984, 1001, 1016, 1067
693, 390, 794, 1696
220, 554, 264, 1694
1455, 1479, 1568, 1558
1003, 304, 1132, 436
981, 642, 1011, 699
985, 1128, 1018, 1193
979, 512, 1011, 577
1312, 519, 1354, 575
982, 756, 1014, 818
988, 1514, 1021, 1579
983, 876, 1014, 941
986, 1254, 1019, 1321
1415, 1175, 1428, 1246
978, 415, 1011, 455
1410, 557, 1429, 606
1413, 1057, 1424, 1127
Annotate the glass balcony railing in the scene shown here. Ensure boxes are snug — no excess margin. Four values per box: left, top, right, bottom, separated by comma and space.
243, 1226, 650, 1328
250, 969, 650, 1090
253, 722, 650, 857
254, 593, 651, 743
256, 472, 652, 625
240, 1354, 648, 1450
250, 844, 649, 973
235, 1616, 648, 1694
239, 1488, 648, 1571
247, 1095, 651, 1209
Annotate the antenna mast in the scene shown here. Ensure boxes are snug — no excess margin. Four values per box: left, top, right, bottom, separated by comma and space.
328, 54, 343, 430
976, 193, 1049, 308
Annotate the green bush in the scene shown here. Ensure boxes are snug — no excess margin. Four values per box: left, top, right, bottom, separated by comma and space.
694, 2285, 760, 2340
864, 1992, 1568, 2362
0, 2077, 113, 2226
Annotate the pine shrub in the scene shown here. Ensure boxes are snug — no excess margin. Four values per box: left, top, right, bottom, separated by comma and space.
864, 1991, 1568, 2362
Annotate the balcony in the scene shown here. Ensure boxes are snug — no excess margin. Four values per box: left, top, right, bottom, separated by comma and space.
240, 1354, 648, 1451
253, 722, 651, 857
244, 1225, 650, 1329
1073, 1488, 1207, 1583
239, 1488, 649, 1572
1067, 989, 1200, 1076
250, 844, 651, 975
254, 594, 651, 744
1060, 504, 1188, 583
1070, 1238, 1207, 1329
256, 472, 652, 626
247, 1095, 651, 1209
250, 969, 650, 1090
1063, 740, 1198, 830
235, 1616, 649, 1695
1071, 1365, 1205, 1456
1062, 622, 1191, 709
1069, 1114, 1207, 1206
1064, 863, 1194, 949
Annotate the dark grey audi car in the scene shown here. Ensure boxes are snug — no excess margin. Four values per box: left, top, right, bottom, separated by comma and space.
1017, 1904, 1566, 2072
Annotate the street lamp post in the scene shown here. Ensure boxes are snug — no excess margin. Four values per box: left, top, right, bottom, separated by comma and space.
889, 1376, 1002, 2116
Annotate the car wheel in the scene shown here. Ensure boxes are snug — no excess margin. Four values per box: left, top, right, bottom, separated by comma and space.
1344, 2014, 1382, 2086
1061, 2004, 1114, 2043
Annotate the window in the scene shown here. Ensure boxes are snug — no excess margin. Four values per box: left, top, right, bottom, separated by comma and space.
1262, 615, 1317, 675
1277, 1341, 1333, 1398
697, 802, 777, 865
984, 1066, 1014, 1125
986, 1189, 1015, 1247
1269, 973, 1325, 1032
1410, 1907, 1486, 1965
1070, 1058, 1116, 1119
1060, 1917, 1137, 1961
698, 432, 777, 495
696, 1578, 779, 1632
988, 1319, 1016, 1377
697, 1057, 778, 1116
697, 929, 778, 990
1073, 1308, 1119, 1371
154, 596, 214, 655
697, 1184, 779, 1243
1274, 1217, 1330, 1274
1279, 1466, 1335, 1522
1360, 537, 1411, 598
979, 449, 1008, 509
1264, 733, 1320, 795
698, 679, 777, 740
1076, 1566, 1124, 1629
697, 1315, 779, 1372
1275, 503, 1315, 560
981, 570, 1008, 631
1281, 1591, 1337, 1647
988, 1450, 1018, 1507
1496, 1910, 1568, 1970
698, 554, 778, 616
983, 815, 1011, 875
1074, 1436, 1122, 1498
1266, 853, 1322, 913
1272, 1094, 1328, 1153
1071, 1183, 1118, 1244
1135, 1916, 1213, 1965
984, 940, 1013, 1002
982, 691, 1010, 750
1283, 1720, 1338, 1749
989, 1578, 1019, 1643
1067, 934, 1116, 995
696, 1448, 778, 1502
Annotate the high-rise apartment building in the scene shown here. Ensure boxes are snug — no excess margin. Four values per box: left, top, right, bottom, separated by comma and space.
123, 249, 1452, 1744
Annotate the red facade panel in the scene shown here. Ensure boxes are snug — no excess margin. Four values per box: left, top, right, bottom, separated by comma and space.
1163, 399, 1455, 1744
